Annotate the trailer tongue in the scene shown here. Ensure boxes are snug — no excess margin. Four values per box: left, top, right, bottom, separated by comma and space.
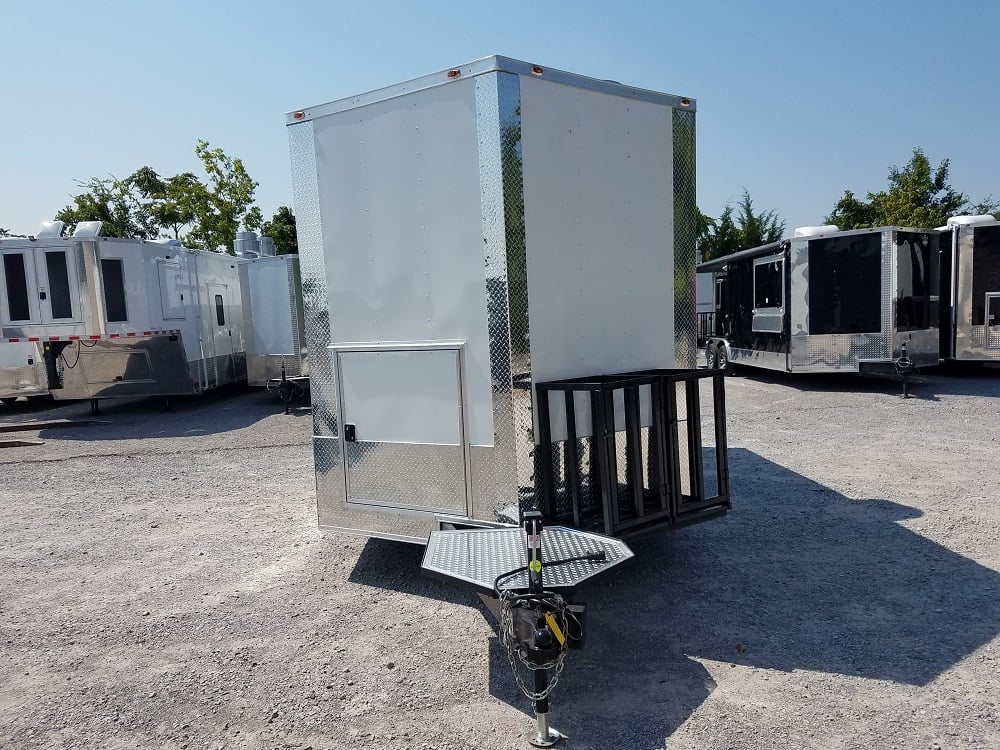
422, 512, 633, 746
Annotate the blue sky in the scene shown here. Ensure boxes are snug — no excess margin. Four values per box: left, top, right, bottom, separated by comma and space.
2, 0, 998, 237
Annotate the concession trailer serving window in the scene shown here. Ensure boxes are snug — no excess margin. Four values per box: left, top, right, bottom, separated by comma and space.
808, 233, 882, 335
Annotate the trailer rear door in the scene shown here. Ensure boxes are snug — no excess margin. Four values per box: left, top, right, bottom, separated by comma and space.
335, 344, 469, 515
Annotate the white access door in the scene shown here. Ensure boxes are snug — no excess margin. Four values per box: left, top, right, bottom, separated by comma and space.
335, 345, 469, 515
205, 283, 236, 386
1, 246, 80, 326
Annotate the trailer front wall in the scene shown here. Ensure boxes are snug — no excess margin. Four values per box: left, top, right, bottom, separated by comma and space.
241, 256, 307, 385
296, 75, 499, 540
954, 224, 1000, 360
788, 229, 938, 372
0, 240, 90, 337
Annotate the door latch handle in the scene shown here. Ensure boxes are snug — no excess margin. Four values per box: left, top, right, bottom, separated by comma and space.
344, 424, 357, 442
39, 291, 47, 300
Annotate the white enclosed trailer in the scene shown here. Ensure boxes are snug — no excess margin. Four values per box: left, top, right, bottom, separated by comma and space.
0, 224, 247, 403
235, 234, 308, 388
287, 56, 729, 544
938, 215, 1000, 362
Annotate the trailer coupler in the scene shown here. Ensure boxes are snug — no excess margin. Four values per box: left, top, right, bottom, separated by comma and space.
422, 512, 632, 746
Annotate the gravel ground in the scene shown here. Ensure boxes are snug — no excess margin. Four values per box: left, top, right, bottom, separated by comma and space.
0, 368, 997, 750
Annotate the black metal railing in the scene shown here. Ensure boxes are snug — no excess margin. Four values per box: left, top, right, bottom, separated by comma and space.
697, 312, 716, 345
534, 369, 729, 538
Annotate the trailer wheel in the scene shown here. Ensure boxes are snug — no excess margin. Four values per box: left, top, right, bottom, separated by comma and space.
705, 345, 717, 369
716, 346, 733, 375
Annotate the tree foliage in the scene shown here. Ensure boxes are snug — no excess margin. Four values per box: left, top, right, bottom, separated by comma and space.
698, 190, 785, 262
55, 140, 264, 253
261, 205, 298, 255
825, 148, 998, 229
56, 173, 159, 239
183, 140, 263, 254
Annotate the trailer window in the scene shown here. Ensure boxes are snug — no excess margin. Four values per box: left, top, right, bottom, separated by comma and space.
753, 259, 783, 309
44, 251, 73, 319
808, 233, 881, 335
215, 294, 225, 326
101, 258, 128, 322
896, 232, 938, 332
2, 254, 31, 321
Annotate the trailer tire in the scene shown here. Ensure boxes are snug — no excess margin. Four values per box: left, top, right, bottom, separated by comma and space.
705, 345, 717, 370
0, 397, 17, 405
716, 346, 733, 375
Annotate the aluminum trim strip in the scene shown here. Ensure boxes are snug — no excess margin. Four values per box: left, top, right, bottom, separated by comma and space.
287, 56, 694, 125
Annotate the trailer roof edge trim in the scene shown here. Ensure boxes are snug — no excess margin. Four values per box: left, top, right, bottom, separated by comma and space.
698, 240, 787, 271
285, 55, 695, 125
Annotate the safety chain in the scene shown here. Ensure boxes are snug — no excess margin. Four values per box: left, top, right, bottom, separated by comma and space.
497, 589, 575, 701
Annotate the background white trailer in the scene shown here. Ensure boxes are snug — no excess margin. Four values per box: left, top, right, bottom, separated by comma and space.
288, 56, 725, 543
0, 226, 247, 401
235, 233, 307, 387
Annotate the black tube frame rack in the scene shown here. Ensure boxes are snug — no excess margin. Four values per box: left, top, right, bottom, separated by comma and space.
535, 369, 730, 538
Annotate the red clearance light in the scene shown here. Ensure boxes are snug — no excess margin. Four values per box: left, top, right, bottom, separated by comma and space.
531, 66, 544, 75
447, 69, 461, 78
293, 111, 305, 120
679, 99, 691, 107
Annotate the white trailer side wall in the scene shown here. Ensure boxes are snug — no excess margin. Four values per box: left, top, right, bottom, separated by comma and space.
520, 77, 676, 385
313, 77, 494, 446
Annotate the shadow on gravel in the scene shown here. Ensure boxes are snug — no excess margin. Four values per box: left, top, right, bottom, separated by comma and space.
31, 385, 306, 440
348, 538, 481, 608
538, 447, 1000, 747
732, 365, 1000, 400
342, 449, 1000, 748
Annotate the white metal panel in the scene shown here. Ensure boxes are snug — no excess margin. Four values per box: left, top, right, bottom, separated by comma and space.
157, 261, 187, 320
338, 348, 463, 445
312, 77, 494, 446
96, 239, 152, 333
519, 75, 676, 385
246, 260, 294, 352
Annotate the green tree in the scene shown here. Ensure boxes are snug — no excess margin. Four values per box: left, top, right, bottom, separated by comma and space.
131, 167, 201, 240
56, 173, 158, 238
826, 148, 998, 229
261, 205, 298, 255
698, 190, 785, 262
183, 140, 263, 253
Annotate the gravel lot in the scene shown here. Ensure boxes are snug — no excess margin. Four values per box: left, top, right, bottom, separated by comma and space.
1, 368, 998, 750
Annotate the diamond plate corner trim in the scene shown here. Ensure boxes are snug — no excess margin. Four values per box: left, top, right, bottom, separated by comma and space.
673, 108, 697, 369
473, 71, 526, 521
883, 230, 896, 355
289, 121, 338, 440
